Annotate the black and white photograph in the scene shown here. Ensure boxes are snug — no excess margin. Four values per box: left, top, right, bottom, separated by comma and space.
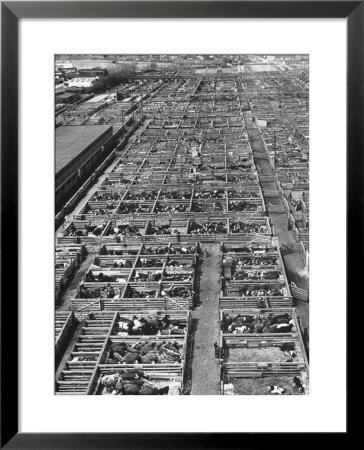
54, 54, 309, 396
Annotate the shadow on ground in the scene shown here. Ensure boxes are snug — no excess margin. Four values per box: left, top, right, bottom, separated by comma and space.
193, 261, 203, 307
182, 318, 199, 395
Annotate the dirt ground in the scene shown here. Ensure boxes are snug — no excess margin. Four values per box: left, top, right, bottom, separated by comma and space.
189, 244, 222, 395
226, 375, 306, 395
225, 346, 300, 363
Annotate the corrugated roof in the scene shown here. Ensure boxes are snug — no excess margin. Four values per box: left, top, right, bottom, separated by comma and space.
56, 125, 112, 174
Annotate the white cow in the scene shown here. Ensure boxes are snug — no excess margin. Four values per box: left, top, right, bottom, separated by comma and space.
232, 326, 248, 334
118, 321, 129, 331
132, 318, 143, 331
101, 373, 120, 388
267, 385, 285, 394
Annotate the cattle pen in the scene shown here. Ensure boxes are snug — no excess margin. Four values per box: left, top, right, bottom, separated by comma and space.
219, 308, 309, 395
55, 54, 309, 396
55, 311, 191, 395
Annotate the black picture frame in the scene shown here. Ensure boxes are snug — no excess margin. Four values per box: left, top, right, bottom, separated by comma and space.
1, 1, 357, 447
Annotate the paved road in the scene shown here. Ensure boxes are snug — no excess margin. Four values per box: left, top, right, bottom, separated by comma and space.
189, 244, 221, 395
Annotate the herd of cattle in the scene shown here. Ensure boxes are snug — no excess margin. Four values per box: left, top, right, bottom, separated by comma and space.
55, 68, 309, 396
222, 312, 296, 334
106, 339, 184, 365
114, 313, 186, 336
101, 370, 180, 395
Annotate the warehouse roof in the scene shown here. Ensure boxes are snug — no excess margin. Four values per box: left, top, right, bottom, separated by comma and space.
56, 92, 76, 99
56, 125, 112, 174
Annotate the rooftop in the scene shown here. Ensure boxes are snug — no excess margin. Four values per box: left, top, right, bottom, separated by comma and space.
56, 92, 76, 99
56, 125, 112, 174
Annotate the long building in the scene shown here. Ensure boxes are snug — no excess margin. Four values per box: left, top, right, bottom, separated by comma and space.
55, 125, 113, 211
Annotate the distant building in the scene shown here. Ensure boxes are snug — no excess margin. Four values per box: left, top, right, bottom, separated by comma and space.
78, 68, 107, 77
55, 61, 75, 70
66, 86, 84, 95
55, 84, 67, 94
55, 125, 113, 210
60, 67, 78, 74
55, 92, 79, 104
68, 77, 99, 89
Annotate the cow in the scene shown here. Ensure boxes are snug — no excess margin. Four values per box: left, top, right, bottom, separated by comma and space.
101, 373, 120, 390
169, 325, 184, 335
112, 352, 124, 363
157, 328, 168, 336
280, 342, 295, 352
269, 323, 293, 333
131, 316, 143, 332
228, 322, 237, 332
240, 315, 255, 323
232, 326, 248, 334
267, 385, 285, 394
117, 320, 130, 331
275, 313, 291, 323
293, 376, 305, 393
123, 380, 144, 395
276, 323, 293, 332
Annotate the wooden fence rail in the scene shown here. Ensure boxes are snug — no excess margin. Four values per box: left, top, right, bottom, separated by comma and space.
290, 282, 309, 303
